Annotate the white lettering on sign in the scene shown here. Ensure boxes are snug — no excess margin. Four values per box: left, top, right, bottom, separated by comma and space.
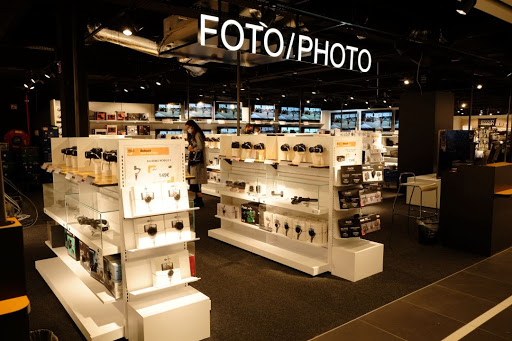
198, 14, 372, 72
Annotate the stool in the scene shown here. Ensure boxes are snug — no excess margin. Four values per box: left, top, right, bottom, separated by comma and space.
392, 172, 439, 234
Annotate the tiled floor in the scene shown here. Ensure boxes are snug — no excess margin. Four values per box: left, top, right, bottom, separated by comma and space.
312, 248, 512, 341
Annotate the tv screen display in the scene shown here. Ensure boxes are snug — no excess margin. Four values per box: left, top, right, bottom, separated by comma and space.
251, 104, 275, 120
278, 107, 300, 121
155, 103, 181, 119
189, 102, 212, 119
155, 129, 183, 139
302, 107, 322, 122
331, 111, 358, 130
280, 126, 300, 133
361, 111, 393, 131
258, 125, 275, 133
302, 127, 319, 133
218, 127, 238, 134
394, 110, 399, 130
215, 102, 239, 120
203, 130, 212, 135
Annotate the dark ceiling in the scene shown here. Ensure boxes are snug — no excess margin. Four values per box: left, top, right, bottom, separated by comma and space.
1, 0, 512, 114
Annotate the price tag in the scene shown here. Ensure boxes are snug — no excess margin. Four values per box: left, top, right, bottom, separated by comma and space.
84, 175, 95, 184
74, 174, 84, 182
54, 167, 62, 174
244, 158, 255, 163
40, 162, 49, 170
264, 159, 275, 165
65, 172, 74, 180
46, 166, 53, 173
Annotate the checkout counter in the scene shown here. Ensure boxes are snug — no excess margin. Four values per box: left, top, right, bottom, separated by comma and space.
440, 162, 512, 256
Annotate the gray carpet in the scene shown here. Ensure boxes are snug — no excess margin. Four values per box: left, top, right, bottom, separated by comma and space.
23, 189, 484, 341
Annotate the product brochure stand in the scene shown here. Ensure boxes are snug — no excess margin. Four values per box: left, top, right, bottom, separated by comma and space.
209, 133, 384, 281
38, 137, 210, 341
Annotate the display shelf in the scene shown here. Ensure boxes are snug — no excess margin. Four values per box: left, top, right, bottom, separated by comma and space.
260, 198, 329, 215
215, 216, 327, 248
43, 207, 68, 227
44, 164, 119, 187
384, 156, 398, 162
35, 256, 124, 341
207, 165, 221, 171
126, 237, 200, 261
217, 189, 263, 202
208, 228, 329, 276
44, 241, 118, 304
128, 277, 201, 298
129, 206, 198, 219
65, 223, 120, 256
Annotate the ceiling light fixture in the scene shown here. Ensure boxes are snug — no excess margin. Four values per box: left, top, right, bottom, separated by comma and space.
344, 103, 348, 106
44, 73, 51, 79
140, 85, 145, 90
383, 100, 387, 103
365, 101, 369, 104
31, 78, 36, 83
388, 105, 392, 108
476, 84, 483, 89
461, 103, 467, 108
23, 83, 28, 89
155, 81, 162, 86
350, 96, 354, 100
241, 88, 245, 91
29, 86, 35, 90
256, 97, 260, 101
123, 28, 133, 36
124, 88, 128, 92
404, 79, 410, 85
312, 91, 316, 95
306, 100, 310, 104
456, 0, 476, 15
324, 98, 327, 102
282, 94, 286, 97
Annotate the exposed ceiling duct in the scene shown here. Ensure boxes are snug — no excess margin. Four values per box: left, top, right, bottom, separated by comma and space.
87, 25, 208, 76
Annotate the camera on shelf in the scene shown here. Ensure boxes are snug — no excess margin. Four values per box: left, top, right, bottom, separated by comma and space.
253, 143, 265, 150
231, 141, 240, 149
309, 145, 324, 153
76, 215, 109, 232
141, 188, 155, 203
103, 150, 117, 163
168, 189, 181, 201
144, 223, 158, 237
293, 144, 307, 152
242, 142, 252, 149
172, 220, 184, 231
85, 148, 103, 161
291, 196, 319, 205
280, 144, 291, 151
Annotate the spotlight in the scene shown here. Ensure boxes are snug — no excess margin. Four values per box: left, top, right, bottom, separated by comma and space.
44, 73, 51, 79
476, 84, 483, 89
365, 101, 369, 104
24, 83, 28, 89
241, 88, 245, 91
282, 94, 286, 98
344, 103, 348, 106
155, 81, 162, 86
324, 98, 327, 102
306, 100, 310, 104
199, 94, 203, 97
123, 28, 133, 36
256, 97, 260, 101
124, 88, 128, 93
311, 91, 317, 95
404, 79, 410, 85
383, 100, 387, 103
388, 105, 392, 108
29, 85, 35, 90
140, 85, 145, 90
350, 96, 354, 100
31, 78, 36, 83
456, 0, 476, 15
461, 103, 467, 108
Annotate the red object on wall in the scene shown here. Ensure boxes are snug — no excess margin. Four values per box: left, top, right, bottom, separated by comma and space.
189, 255, 196, 276
4, 130, 30, 149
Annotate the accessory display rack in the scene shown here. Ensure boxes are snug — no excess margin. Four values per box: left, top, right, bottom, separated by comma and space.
37, 136, 211, 341
208, 133, 384, 281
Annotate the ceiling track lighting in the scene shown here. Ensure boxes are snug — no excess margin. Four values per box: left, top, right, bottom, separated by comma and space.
456, 0, 476, 15
476, 84, 483, 89
403, 79, 410, 85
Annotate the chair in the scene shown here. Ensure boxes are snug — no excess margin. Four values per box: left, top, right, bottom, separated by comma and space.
392, 172, 439, 234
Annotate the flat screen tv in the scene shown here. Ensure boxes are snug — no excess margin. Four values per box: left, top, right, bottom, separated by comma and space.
203, 130, 212, 135
155, 129, 183, 139
215, 102, 239, 120
361, 111, 393, 131
394, 109, 399, 130
258, 125, 275, 133
278, 107, 300, 121
280, 126, 300, 133
251, 104, 275, 121
302, 127, 320, 133
331, 111, 358, 130
189, 102, 212, 119
155, 103, 181, 119
218, 127, 238, 134
302, 107, 322, 122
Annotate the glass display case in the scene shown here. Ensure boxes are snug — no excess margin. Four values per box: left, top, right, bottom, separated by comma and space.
43, 182, 79, 225
65, 192, 121, 255
262, 177, 329, 215
220, 171, 267, 201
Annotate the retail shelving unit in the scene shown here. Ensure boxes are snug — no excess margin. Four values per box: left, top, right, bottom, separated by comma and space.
37, 136, 211, 341
208, 133, 384, 281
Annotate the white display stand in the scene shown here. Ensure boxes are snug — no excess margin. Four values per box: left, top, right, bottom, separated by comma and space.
405, 173, 441, 209
38, 136, 210, 340
208, 133, 384, 281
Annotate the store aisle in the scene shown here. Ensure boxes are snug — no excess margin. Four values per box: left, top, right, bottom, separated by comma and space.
312, 248, 512, 341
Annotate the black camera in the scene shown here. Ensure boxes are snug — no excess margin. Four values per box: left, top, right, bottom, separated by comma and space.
293, 144, 307, 152
254, 143, 265, 150
280, 144, 290, 151
85, 148, 103, 160
232, 141, 240, 148
309, 144, 324, 153
242, 142, 252, 149
103, 150, 117, 163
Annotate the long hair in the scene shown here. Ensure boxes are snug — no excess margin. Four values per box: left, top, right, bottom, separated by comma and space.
185, 120, 205, 142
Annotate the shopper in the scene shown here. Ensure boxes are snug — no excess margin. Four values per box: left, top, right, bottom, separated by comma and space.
185, 120, 208, 207
253, 126, 261, 135
243, 123, 254, 134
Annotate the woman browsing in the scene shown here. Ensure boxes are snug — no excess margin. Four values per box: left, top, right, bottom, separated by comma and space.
185, 120, 208, 207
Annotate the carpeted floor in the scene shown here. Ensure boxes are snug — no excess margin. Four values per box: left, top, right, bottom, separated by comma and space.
24, 189, 485, 341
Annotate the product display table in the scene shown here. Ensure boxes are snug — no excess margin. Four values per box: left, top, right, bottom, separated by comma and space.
42, 164, 118, 187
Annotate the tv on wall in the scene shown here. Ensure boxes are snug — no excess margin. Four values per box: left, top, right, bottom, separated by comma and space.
217, 127, 238, 134
215, 102, 239, 120
302, 107, 322, 122
278, 107, 300, 121
155, 103, 181, 119
155, 129, 183, 138
258, 125, 275, 133
302, 127, 320, 133
280, 126, 300, 133
251, 104, 275, 121
361, 111, 393, 131
188, 102, 212, 119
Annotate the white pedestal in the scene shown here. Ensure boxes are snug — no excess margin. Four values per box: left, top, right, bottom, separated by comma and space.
331, 239, 383, 282
127, 286, 211, 341
405, 174, 441, 209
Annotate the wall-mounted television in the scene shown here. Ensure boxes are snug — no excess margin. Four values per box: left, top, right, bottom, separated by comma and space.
251, 104, 275, 121
280, 126, 300, 133
302, 127, 320, 133
258, 125, 275, 133
189, 102, 212, 119
278, 107, 300, 121
302, 107, 322, 122
155, 103, 181, 119
217, 127, 238, 134
361, 111, 393, 131
394, 109, 399, 130
331, 111, 358, 130
203, 130, 212, 135
215, 102, 239, 120
155, 129, 183, 138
